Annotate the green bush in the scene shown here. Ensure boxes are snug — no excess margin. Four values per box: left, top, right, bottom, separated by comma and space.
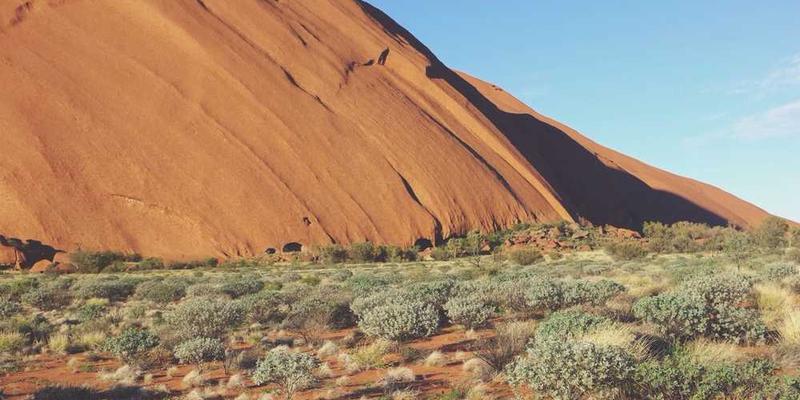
444, 294, 494, 329
383, 245, 418, 262
679, 274, 752, 307
317, 244, 348, 264
174, 337, 225, 365
165, 298, 244, 341
70, 251, 137, 273
220, 276, 264, 298
21, 285, 72, 311
357, 296, 440, 341
348, 242, 385, 263
281, 291, 356, 343
633, 293, 707, 341
508, 248, 544, 266
0, 299, 22, 318
561, 279, 626, 307
186, 283, 223, 298
405, 280, 457, 310
524, 279, 625, 313
10, 314, 52, 345
634, 353, 791, 400
252, 348, 319, 400
643, 221, 713, 253
634, 275, 766, 343
754, 216, 789, 250
73, 278, 138, 302
430, 246, 452, 261
346, 274, 392, 297
523, 279, 564, 312
75, 302, 106, 323
103, 327, 159, 363
786, 248, 800, 264
330, 269, 353, 282
535, 310, 611, 343
0, 331, 25, 354
134, 278, 188, 304
239, 291, 286, 324
604, 241, 648, 261
761, 263, 797, 282
506, 340, 635, 399
0, 278, 40, 300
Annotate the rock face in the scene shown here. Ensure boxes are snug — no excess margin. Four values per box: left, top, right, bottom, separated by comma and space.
0, 245, 24, 269
0, 0, 772, 259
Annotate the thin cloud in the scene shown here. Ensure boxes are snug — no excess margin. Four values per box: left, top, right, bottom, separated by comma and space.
729, 53, 800, 96
733, 99, 800, 139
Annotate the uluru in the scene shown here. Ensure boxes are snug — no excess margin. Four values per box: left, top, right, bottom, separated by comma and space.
0, 0, 773, 260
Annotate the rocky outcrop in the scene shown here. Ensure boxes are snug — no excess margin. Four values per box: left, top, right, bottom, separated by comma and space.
0, 0, 773, 259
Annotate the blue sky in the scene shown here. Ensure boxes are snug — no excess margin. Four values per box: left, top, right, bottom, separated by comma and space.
370, 0, 800, 222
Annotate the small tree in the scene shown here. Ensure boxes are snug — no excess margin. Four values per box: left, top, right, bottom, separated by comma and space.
165, 298, 244, 341
103, 328, 159, 365
723, 230, 753, 269
444, 294, 494, 330
252, 348, 319, 400
508, 248, 544, 266
174, 337, 225, 369
754, 216, 789, 250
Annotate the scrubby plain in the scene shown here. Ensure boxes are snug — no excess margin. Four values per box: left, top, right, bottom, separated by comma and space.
1, 219, 800, 400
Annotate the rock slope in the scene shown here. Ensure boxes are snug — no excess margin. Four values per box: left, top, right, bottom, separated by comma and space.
0, 0, 771, 259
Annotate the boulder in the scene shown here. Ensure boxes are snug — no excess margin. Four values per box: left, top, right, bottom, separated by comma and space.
30, 259, 54, 273
52, 252, 72, 264
54, 262, 78, 274
0, 245, 26, 269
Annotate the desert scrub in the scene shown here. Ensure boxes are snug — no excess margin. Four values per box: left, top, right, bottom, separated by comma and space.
524, 278, 625, 313
7, 314, 52, 345
472, 320, 537, 373
346, 274, 393, 297
345, 339, 392, 372
282, 293, 356, 344
761, 263, 798, 282
239, 290, 287, 324
75, 299, 108, 322
0, 331, 25, 354
0, 299, 21, 318
165, 297, 244, 341
220, 275, 264, 298
357, 297, 440, 341
73, 277, 139, 302
508, 248, 544, 266
444, 293, 495, 329
679, 274, 753, 307
134, 278, 188, 304
174, 337, 225, 366
70, 250, 137, 273
506, 340, 635, 399
103, 327, 159, 364
21, 284, 72, 311
534, 310, 612, 343
252, 348, 319, 400
635, 274, 767, 343
634, 353, 793, 400
317, 244, 348, 264
605, 241, 648, 261
347, 242, 386, 263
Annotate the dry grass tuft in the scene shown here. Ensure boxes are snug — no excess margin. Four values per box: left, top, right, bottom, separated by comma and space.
685, 339, 749, 366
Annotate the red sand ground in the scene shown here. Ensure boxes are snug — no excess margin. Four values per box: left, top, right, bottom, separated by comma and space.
0, 326, 512, 399
0, 0, 771, 260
